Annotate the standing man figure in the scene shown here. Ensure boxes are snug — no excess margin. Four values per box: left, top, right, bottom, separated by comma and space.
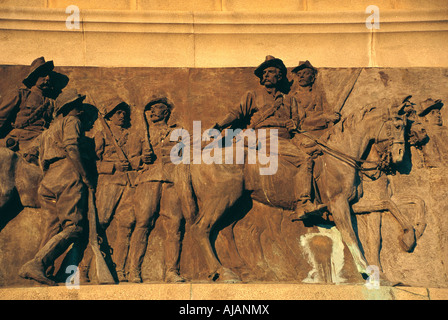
79, 97, 142, 282
0, 57, 67, 160
113, 95, 186, 283
212, 55, 326, 220
18, 89, 93, 286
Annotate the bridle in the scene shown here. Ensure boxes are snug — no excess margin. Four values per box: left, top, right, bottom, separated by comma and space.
297, 114, 405, 181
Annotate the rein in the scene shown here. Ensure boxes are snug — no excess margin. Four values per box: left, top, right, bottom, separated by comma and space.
296, 124, 394, 181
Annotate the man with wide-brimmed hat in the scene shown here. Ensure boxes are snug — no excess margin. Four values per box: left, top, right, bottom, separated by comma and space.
290, 60, 340, 140
0, 57, 68, 157
79, 96, 145, 283
416, 98, 447, 168
19, 88, 93, 286
112, 93, 187, 283
212, 55, 326, 221
418, 98, 443, 126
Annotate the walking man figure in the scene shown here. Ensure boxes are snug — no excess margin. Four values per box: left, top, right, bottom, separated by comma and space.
18, 89, 93, 286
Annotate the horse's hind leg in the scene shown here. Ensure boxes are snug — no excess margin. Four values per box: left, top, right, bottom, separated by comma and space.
191, 196, 241, 283
330, 197, 369, 277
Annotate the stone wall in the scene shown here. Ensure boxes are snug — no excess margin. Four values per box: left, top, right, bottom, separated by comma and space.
2, 0, 448, 12
0, 4, 447, 68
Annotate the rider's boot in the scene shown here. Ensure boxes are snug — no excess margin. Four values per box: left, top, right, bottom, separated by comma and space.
294, 198, 327, 221
19, 259, 57, 286
293, 160, 327, 221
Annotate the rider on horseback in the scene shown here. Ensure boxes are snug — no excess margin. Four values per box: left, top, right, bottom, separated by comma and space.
212, 55, 326, 220
289, 60, 341, 158
0, 57, 68, 164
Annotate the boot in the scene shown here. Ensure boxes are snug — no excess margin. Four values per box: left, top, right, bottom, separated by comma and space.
165, 269, 186, 283
294, 198, 327, 221
19, 259, 57, 286
128, 227, 149, 283
128, 268, 142, 283
164, 238, 185, 283
293, 160, 326, 221
116, 269, 128, 282
19, 225, 81, 286
113, 226, 132, 282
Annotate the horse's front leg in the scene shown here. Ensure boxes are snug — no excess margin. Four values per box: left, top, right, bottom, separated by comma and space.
391, 195, 426, 240
329, 196, 369, 276
352, 209, 383, 271
190, 196, 241, 283
353, 199, 416, 252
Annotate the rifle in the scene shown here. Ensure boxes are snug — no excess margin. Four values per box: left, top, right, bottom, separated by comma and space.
87, 188, 115, 284
88, 94, 134, 187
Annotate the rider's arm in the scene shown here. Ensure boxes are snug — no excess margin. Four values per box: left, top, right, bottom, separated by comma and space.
0, 89, 22, 133
214, 91, 255, 130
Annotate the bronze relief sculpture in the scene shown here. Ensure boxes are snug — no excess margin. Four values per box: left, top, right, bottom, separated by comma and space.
0, 56, 445, 288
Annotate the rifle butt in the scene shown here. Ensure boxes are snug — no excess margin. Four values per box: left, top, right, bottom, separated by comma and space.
88, 189, 116, 284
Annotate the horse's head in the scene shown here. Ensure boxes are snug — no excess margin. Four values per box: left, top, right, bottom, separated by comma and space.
374, 108, 407, 168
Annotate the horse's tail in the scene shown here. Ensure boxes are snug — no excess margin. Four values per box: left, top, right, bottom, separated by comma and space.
0, 147, 18, 209
174, 163, 198, 225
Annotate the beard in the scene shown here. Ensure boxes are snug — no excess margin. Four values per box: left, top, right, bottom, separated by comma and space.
36, 81, 53, 94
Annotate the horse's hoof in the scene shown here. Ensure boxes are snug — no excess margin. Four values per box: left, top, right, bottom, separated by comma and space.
399, 230, 416, 252
415, 222, 427, 239
217, 268, 241, 283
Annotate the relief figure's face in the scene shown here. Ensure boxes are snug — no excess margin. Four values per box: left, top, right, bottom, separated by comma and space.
427, 109, 443, 126
149, 103, 169, 123
261, 67, 282, 88
110, 109, 128, 127
295, 68, 315, 87
35, 74, 52, 91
